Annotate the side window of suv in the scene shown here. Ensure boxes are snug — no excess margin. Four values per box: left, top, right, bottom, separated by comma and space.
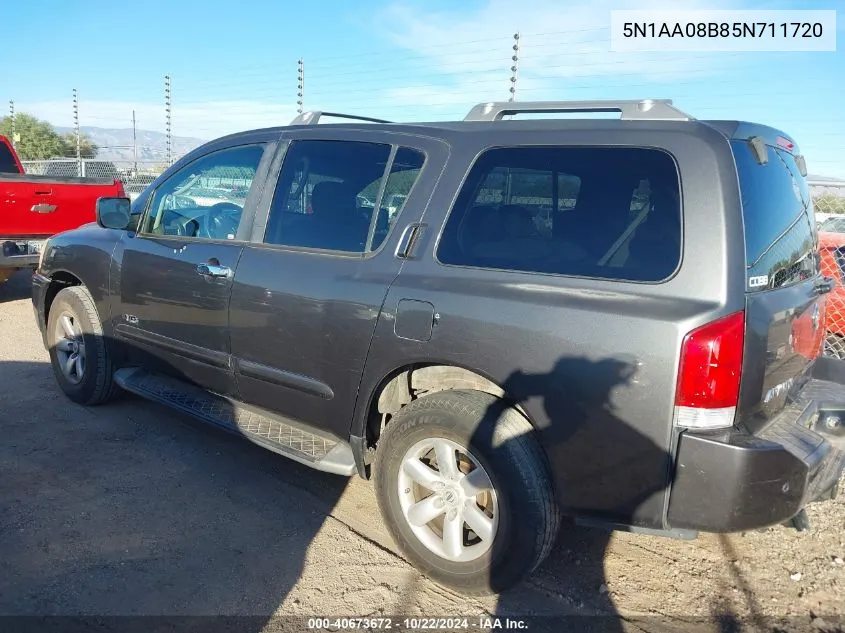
142, 144, 265, 240
265, 141, 424, 253
437, 146, 681, 282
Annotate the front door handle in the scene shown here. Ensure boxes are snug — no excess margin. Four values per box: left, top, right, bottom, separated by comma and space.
196, 262, 231, 278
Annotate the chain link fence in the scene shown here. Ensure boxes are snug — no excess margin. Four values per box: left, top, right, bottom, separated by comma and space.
812, 180, 845, 217
21, 159, 164, 201
813, 180, 845, 360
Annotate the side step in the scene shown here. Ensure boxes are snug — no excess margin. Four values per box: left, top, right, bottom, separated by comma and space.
575, 517, 698, 540
113, 368, 356, 476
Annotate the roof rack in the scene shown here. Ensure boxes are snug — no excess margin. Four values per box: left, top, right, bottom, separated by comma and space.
463, 99, 693, 122
288, 111, 392, 126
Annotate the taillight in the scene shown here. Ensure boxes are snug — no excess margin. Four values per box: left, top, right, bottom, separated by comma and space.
674, 311, 745, 429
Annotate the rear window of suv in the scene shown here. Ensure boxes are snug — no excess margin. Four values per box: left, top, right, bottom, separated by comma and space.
437, 146, 681, 282
732, 139, 818, 289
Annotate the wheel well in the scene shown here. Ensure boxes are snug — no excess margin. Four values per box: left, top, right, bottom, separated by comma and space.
44, 271, 82, 323
365, 364, 522, 450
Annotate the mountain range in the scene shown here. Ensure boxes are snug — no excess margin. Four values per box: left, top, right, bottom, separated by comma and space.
55, 126, 207, 166
51, 126, 844, 183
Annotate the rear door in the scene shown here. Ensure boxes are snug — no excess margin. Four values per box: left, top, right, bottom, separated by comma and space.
229, 130, 447, 440
734, 134, 827, 433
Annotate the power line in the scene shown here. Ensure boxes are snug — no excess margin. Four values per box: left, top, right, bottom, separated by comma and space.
305, 33, 515, 63
165, 74, 172, 166
175, 52, 769, 98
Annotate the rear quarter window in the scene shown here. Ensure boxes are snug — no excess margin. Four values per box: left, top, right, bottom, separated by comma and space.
733, 139, 818, 290
0, 142, 20, 174
437, 146, 681, 282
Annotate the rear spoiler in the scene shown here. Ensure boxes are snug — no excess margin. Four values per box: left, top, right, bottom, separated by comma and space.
746, 136, 808, 176
706, 120, 808, 176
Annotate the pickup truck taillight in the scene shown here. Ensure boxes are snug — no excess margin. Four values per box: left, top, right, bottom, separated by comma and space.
674, 311, 745, 429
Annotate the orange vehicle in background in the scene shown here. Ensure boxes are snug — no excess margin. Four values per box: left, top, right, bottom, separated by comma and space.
818, 228, 845, 358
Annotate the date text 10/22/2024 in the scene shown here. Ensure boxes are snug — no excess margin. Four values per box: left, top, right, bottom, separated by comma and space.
307, 617, 529, 630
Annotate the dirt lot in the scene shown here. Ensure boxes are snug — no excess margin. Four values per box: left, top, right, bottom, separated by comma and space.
1, 270, 843, 632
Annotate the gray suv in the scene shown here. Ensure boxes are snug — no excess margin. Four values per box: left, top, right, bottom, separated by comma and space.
31, 100, 845, 594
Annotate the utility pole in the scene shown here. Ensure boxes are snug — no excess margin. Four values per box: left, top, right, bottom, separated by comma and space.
132, 109, 138, 174
8, 100, 15, 149
73, 88, 81, 175
297, 59, 304, 114
509, 32, 520, 102
165, 74, 172, 166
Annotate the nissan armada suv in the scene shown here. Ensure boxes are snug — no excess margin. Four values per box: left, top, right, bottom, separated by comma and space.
31, 101, 845, 594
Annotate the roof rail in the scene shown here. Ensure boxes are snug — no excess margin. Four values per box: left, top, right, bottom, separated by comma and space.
463, 99, 693, 122
288, 111, 392, 126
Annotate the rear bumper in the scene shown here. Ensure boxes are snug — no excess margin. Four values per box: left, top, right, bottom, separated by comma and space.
668, 363, 845, 532
1, 239, 42, 270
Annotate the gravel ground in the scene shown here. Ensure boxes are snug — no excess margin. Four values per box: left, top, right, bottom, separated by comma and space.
1, 270, 843, 632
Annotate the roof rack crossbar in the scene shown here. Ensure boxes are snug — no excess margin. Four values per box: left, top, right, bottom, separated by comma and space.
288, 111, 392, 126
463, 99, 693, 122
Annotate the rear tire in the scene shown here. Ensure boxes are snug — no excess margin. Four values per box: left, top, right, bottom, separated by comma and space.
374, 389, 560, 595
47, 286, 120, 405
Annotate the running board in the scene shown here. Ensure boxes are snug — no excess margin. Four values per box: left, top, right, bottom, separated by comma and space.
113, 368, 356, 476
575, 517, 698, 540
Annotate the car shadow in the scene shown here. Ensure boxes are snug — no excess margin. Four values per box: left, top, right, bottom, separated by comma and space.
4, 348, 744, 631
0, 270, 32, 304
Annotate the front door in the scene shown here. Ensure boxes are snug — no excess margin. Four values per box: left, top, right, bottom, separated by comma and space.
229, 132, 447, 439
112, 141, 272, 395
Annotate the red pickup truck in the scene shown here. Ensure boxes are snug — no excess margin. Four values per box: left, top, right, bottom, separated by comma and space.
1, 135, 126, 284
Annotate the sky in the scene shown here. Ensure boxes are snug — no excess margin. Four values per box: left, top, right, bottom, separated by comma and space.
1, 0, 843, 177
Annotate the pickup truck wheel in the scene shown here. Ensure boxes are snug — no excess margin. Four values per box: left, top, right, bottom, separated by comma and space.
47, 286, 120, 405
374, 390, 560, 595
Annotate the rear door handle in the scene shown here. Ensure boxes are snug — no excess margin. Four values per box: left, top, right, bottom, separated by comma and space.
196, 263, 232, 278
34, 189, 52, 196
395, 223, 425, 260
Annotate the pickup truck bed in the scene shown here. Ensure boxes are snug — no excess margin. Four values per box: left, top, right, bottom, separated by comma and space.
1, 135, 126, 281
1, 172, 125, 237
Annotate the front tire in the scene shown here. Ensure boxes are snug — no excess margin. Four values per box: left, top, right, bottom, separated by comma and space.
374, 390, 560, 595
47, 286, 120, 405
